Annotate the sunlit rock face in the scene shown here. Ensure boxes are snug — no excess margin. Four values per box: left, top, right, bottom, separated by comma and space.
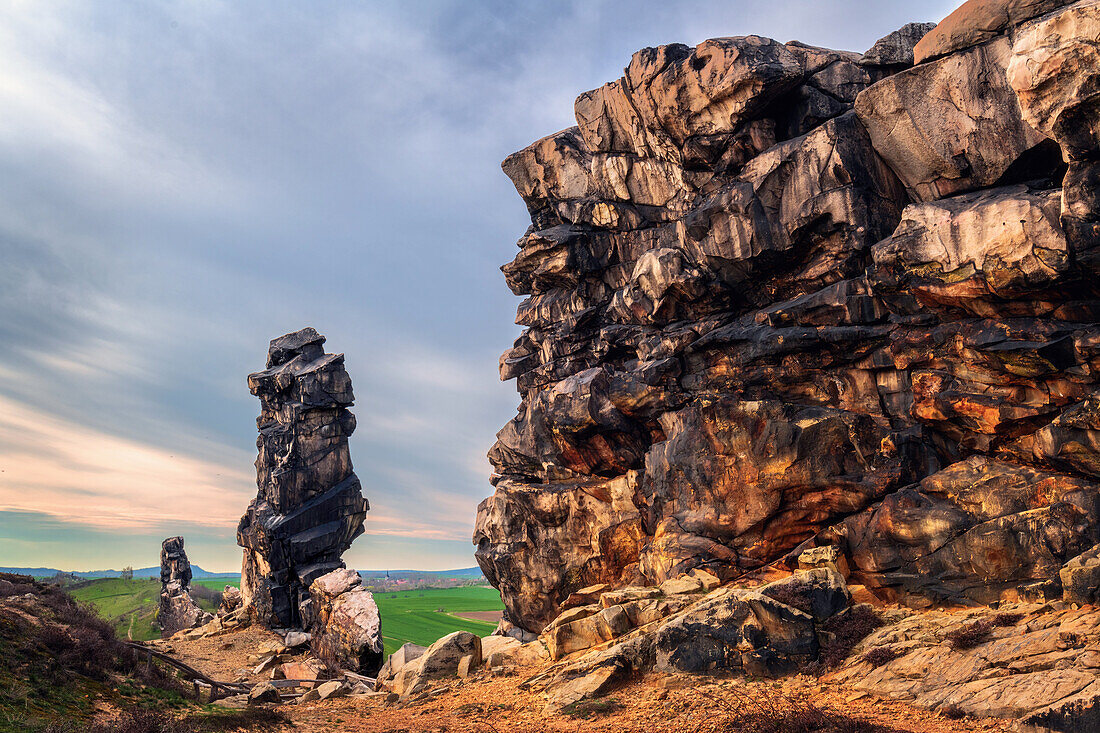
477, 4, 1100, 633
238, 328, 369, 629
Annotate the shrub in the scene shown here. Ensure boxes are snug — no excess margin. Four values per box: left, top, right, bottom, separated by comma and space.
806, 605, 885, 674
945, 619, 993, 651
762, 580, 815, 614
861, 645, 900, 668
991, 612, 1023, 627
187, 585, 221, 610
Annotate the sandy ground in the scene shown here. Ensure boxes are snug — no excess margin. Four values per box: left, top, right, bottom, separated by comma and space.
159, 626, 291, 684
284, 668, 1015, 733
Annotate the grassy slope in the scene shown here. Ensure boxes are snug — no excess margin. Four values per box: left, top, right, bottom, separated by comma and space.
373, 586, 504, 656
70, 578, 226, 642
192, 578, 239, 592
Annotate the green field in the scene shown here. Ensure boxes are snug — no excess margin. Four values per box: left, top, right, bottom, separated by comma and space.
69, 578, 504, 655
192, 578, 240, 592
373, 586, 504, 656
69, 578, 227, 642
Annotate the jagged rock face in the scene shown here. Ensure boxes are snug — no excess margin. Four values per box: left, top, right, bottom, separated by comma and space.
158, 536, 210, 637
238, 328, 369, 629
478, 4, 1100, 635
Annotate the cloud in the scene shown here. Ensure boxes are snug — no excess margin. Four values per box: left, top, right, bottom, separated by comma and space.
0, 394, 254, 531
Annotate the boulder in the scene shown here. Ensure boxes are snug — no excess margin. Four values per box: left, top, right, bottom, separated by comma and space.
247, 682, 280, 705
653, 588, 818, 675
308, 569, 383, 675
871, 184, 1068, 313
860, 22, 938, 68
315, 680, 348, 700
378, 631, 482, 700
278, 659, 326, 687
284, 631, 311, 648
914, 0, 1076, 63
480, 635, 521, 660
760, 568, 851, 622
219, 586, 243, 615
1061, 544, 1100, 603
237, 328, 369, 629
457, 654, 477, 678
856, 36, 1050, 201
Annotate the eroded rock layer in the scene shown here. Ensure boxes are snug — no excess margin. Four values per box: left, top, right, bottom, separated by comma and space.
238, 328, 369, 629
158, 536, 211, 637
476, 1, 1100, 634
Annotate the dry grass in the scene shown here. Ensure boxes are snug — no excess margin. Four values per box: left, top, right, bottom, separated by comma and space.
695, 686, 900, 733
944, 619, 993, 651
861, 646, 900, 668
806, 605, 885, 674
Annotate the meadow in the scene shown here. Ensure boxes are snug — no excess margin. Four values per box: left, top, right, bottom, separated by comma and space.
373, 586, 504, 656
69, 577, 232, 641
70, 578, 504, 654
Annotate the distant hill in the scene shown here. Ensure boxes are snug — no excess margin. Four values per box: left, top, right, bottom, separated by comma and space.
0, 566, 240, 580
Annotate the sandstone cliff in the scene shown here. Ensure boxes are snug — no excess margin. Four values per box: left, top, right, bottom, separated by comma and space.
475, 0, 1100, 636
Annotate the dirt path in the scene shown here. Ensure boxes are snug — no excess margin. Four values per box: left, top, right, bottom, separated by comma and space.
452, 611, 503, 623
161, 627, 290, 685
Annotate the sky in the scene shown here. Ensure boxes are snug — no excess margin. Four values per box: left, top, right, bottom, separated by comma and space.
0, 0, 962, 573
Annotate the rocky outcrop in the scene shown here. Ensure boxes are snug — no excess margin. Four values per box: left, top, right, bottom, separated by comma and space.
157, 537, 211, 637
375, 631, 482, 700
476, 0, 1100, 642
237, 328, 369, 630
830, 601, 1100, 730
519, 568, 861, 711
912, 0, 1076, 63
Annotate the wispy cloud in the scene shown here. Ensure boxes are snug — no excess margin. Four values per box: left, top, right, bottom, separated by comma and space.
0, 394, 254, 531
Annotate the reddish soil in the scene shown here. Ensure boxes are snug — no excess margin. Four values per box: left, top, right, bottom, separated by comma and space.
162, 628, 1015, 733
284, 669, 1015, 733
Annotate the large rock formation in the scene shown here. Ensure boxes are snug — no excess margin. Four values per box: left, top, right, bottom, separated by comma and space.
157, 536, 211, 637
237, 328, 369, 630
476, 0, 1100, 636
